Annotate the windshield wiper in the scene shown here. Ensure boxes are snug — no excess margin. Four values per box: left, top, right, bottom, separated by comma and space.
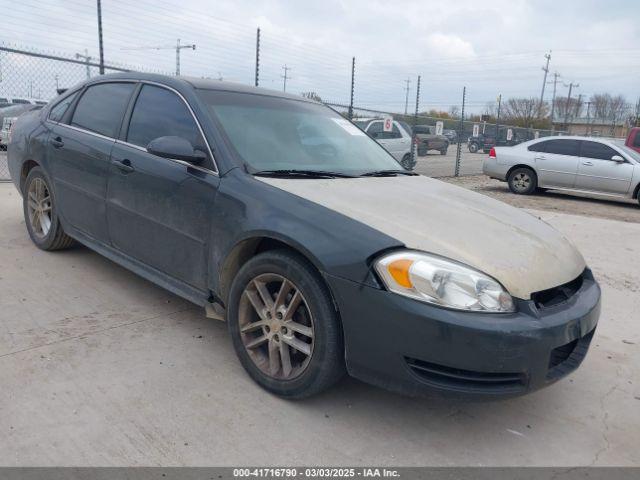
252, 169, 356, 178
359, 170, 418, 177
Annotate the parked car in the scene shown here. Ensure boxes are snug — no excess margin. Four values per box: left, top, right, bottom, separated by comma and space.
469, 129, 523, 153
625, 126, 640, 153
8, 73, 600, 399
483, 136, 640, 204
0, 96, 46, 105
0, 104, 42, 150
444, 129, 458, 144
352, 117, 413, 167
413, 125, 449, 155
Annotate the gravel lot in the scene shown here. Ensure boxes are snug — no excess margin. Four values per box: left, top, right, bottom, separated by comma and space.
1, 179, 639, 467
413, 143, 485, 178
442, 175, 640, 224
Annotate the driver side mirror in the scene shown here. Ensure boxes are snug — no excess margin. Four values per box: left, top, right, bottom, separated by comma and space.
611, 155, 625, 163
147, 136, 206, 165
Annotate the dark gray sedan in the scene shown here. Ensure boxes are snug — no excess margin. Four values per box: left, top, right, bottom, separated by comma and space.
7, 73, 600, 399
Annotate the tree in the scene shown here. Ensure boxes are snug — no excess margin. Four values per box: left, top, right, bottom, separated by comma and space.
588, 93, 630, 134
502, 97, 549, 128
448, 105, 460, 118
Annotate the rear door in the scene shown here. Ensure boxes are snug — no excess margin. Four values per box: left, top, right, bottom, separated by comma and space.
48, 82, 135, 242
574, 140, 634, 194
106, 83, 220, 290
533, 139, 580, 188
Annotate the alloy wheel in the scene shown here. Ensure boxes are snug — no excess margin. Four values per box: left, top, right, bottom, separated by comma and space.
512, 172, 531, 193
27, 177, 52, 238
238, 273, 315, 380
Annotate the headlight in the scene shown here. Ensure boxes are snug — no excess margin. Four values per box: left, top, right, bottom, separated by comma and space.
374, 251, 515, 313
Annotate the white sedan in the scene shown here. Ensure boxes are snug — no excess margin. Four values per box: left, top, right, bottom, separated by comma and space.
483, 136, 640, 205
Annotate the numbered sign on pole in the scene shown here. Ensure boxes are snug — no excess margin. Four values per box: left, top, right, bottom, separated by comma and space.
435, 121, 444, 136
506, 128, 513, 141
383, 116, 393, 132
473, 124, 480, 137
534, 131, 540, 139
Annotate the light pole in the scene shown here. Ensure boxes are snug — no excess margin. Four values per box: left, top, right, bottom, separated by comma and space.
75, 49, 92, 79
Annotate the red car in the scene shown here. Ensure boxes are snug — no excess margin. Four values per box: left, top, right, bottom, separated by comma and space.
626, 127, 640, 153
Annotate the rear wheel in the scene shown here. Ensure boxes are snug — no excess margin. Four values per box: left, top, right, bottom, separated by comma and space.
228, 250, 344, 399
468, 142, 479, 153
636, 188, 640, 206
23, 167, 75, 250
507, 167, 538, 195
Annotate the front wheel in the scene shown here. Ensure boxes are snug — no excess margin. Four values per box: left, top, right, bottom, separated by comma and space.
468, 142, 479, 153
401, 153, 414, 170
23, 167, 75, 250
507, 167, 538, 195
228, 250, 345, 399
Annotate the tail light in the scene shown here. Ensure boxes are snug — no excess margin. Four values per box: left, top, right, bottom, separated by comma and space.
489, 147, 496, 158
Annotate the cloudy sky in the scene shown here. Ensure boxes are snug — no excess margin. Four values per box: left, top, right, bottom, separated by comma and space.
2, 0, 639, 112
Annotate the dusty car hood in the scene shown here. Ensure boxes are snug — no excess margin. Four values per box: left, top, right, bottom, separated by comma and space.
258, 175, 586, 299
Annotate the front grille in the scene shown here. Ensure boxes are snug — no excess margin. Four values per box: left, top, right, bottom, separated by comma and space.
546, 328, 596, 381
405, 357, 526, 394
531, 272, 584, 309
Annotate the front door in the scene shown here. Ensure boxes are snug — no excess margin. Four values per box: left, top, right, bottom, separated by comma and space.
106, 84, 220, 290
575, 140, 634, 195
48, 82, 136, 242
534, 139, 580, 188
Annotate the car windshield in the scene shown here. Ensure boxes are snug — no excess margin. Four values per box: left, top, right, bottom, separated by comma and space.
197, 90, 401, 175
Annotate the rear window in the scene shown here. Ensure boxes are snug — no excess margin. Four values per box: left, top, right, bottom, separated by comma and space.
544, 139, 580, 156
71, 83, 135, 138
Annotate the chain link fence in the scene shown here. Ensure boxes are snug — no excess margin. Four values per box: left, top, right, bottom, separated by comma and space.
1, 44, 569, 182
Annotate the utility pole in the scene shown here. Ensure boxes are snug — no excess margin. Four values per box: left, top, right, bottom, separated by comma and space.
410, 75, 421, 169
455, 87, 466, 177
175, 39, 196, 76
548, 72, 560, 130
96, 0, 104, 74
563, 82, 579, 130
403, 78, 411, 115
75, 49, 92, 79
281, 64, 291, 92
585, 101, 592, 135
538, 51, 551, 117
495, 94, 502, 137
121, 39, 195, 76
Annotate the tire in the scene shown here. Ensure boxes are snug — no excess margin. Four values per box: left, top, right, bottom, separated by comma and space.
440, 148, 447, 155
468, 142, 479, 153
507, 167, 538, 195
23, 167, 75, 251
401, 153, 414, 170
636, 188, 640, 206
228, 250, 345, 399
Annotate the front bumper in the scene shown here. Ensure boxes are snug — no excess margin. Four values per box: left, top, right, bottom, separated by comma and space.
326, 269, 600, 399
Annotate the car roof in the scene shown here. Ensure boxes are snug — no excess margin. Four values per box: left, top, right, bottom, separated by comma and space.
526, 135, 622, 146
84, 72, 317, 104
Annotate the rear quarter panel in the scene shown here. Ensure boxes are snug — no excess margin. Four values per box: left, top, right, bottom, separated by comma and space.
7, 110, 51, 193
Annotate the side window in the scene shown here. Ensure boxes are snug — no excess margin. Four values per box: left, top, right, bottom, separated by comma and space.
544, 139, 579, 156
580, 141, 619, 161
528, 141, 548, 152
71, 83, 135, 138
127, 85, 204, 150
48, 92, 79, 122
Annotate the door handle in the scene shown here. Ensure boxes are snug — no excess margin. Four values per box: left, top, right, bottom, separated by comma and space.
582, 161, 593, 166
50, 136, 64, 149
111, 158, 135, 173
535, 155, 546, 160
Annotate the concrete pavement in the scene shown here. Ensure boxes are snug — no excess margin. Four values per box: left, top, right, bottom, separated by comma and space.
0, 182, 638, 466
